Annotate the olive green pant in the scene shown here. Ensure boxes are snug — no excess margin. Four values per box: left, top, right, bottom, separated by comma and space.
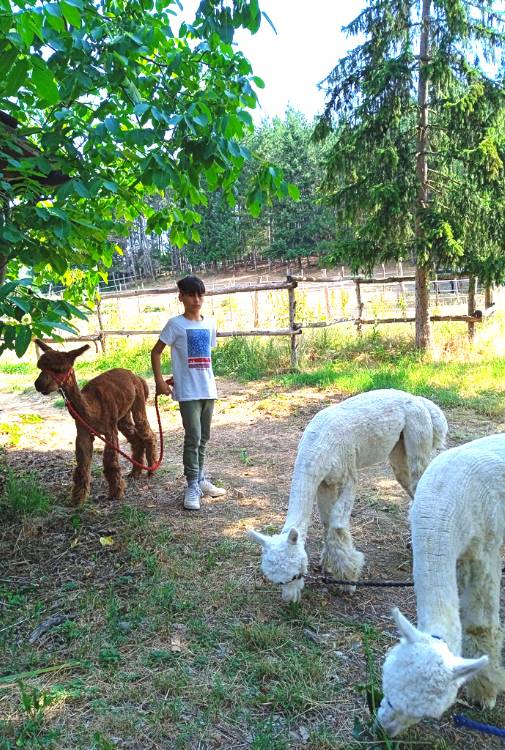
178, 399, 215, 482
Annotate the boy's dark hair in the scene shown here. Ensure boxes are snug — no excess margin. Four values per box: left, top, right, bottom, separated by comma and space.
177, 275, 206, 295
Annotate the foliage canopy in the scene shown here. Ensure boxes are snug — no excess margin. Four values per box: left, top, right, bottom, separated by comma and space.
0, 0, 292, 355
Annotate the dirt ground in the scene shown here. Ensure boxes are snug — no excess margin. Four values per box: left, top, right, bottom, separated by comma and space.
2, 375, 505, 748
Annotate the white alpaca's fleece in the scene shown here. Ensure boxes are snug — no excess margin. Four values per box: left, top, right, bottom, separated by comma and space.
248, 389, 448, 602
379, 433, 505, 737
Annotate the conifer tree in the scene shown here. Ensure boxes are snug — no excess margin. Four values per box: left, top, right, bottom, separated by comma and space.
317, 0, 505, 349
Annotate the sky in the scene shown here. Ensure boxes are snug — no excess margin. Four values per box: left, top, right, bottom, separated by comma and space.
179, 1, 366, 122
232, 0, 365, 122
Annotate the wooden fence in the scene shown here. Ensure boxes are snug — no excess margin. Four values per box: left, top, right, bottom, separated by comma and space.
42, 273, 496, 368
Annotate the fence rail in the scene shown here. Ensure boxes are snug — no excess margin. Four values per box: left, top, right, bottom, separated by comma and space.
36, 273, 497, 367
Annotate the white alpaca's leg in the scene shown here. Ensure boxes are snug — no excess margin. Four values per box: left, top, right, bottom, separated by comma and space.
459, 545, 505, 707
317, 480, 364, 585
401, 410, 433, 495
388, 437, 413, 498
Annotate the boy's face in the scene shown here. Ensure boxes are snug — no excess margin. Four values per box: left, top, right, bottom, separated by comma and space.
180, 290, 204, 315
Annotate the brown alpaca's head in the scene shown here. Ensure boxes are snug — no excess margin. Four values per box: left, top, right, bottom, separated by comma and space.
34, 339, 90, 394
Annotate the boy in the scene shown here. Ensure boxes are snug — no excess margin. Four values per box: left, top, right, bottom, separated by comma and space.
151, 275, 226, 510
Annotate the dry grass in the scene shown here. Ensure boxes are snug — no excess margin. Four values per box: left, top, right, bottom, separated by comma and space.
1, 377, 505, 749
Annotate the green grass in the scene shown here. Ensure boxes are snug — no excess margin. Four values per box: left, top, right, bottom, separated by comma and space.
0, 465, 52, 516
0, 362, 35, 375
2, 320, 505, 418
278, 354, 505, 416
1, 485, 467, 750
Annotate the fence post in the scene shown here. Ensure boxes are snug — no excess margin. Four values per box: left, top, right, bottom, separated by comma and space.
467, 275, 476, 341
287, 275, 298, 369
324, 285, 331, 321
354, 279, 363, 336
95, 293, 106, 353
485, 284, 494, 309
253, 289, 259, 328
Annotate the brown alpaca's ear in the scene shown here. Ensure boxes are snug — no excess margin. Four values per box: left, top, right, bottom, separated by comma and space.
69, 344, 90, 362
34, 338, 52, 352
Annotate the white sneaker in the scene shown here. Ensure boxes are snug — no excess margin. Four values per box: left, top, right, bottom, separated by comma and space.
183, 483, 202, 510
199, 478, 226, 497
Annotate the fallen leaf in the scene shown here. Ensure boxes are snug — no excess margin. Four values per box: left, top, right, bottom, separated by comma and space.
99, 536, 115, 546
170, 635, 182, 652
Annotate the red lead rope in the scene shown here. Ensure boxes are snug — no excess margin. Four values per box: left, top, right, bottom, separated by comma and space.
50, 368, 164, 472
63, 395, 164, 472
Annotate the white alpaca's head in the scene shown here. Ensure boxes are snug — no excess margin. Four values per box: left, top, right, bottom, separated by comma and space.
247, 527, 308, 603
378, 608, 489, 737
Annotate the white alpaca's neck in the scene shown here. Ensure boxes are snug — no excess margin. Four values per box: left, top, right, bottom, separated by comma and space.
282, 413, 338, 539
413, 520, 462, 652
282, 463, 325, 539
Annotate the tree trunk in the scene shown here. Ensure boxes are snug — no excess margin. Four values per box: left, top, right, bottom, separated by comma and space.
415, 0, 432, 351
1, 203, 10, 285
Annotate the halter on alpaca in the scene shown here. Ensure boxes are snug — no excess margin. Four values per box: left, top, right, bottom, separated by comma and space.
34, 340, 158, 504
248, 389, 448, 603
379, 434, 505, 737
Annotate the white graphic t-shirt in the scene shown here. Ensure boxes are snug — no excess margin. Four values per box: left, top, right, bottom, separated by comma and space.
159, 315, 217, 401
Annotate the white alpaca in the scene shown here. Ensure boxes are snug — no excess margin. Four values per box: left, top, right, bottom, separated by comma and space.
248, 389, 447, 603
378, 433, 505, 737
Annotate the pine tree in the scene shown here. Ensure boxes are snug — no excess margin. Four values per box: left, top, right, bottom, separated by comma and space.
317, 0, 505, 349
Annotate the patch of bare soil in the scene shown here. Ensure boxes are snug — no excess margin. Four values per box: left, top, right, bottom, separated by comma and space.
2, 377, 505, 749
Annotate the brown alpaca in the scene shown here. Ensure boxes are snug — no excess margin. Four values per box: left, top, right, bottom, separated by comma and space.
34, 340, 157, 505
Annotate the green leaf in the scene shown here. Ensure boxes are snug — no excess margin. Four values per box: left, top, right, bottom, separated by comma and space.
104, 116, 120, 134
31, 59, 60, 104
0, 280, 20, 300
249, 201, 261, 218
17, 12, 35, 47
193, 113, 209, 127
73, 180, 90, 198
134, 102, 150, 117
227, 140, 242, 158
10, 296, 31, 314
60, 0, 81, 27
46, 8, 65, 33
0, 47, 17, 79
14, 326, 32, 358
39, 320, 78, 334
103, 180, 118, 193
4, 58, 29, 97
288, 183, 300, 201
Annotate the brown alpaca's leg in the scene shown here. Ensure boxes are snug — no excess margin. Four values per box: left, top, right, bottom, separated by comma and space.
71, 428, 94, 505
131, 400, 157, 475
103, 431, 125, 501
118, 414, 146, 478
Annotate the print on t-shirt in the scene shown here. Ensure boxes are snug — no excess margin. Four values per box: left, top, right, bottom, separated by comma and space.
187, 328, 211, 370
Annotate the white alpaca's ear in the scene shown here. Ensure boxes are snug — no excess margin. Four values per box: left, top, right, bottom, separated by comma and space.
287, 527, 299, 544
247, 529, 271, 548
452, 655, 489, 682
392, 607, 421, 643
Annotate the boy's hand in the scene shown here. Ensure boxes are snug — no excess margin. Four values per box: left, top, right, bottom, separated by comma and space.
156, 376, 173, 396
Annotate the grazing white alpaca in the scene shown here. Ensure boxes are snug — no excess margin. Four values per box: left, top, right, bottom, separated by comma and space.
248, 389, 447, 603
378, 433, 505, 737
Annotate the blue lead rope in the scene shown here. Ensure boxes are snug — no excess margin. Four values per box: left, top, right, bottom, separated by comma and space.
454, 713, 505, 738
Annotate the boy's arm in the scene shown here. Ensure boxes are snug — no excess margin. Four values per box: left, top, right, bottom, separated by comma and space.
151, 339, 173, 396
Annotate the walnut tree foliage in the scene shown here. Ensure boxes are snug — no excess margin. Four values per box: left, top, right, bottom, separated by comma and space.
0, 0, 293, 356
316, 1, 505, 286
